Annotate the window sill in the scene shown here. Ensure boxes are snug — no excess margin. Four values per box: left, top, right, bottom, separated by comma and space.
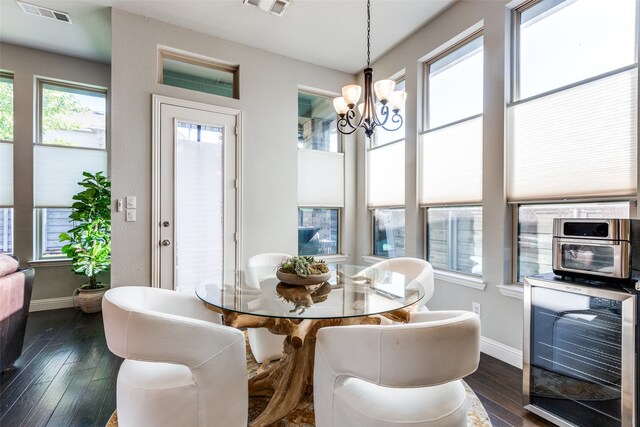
361, 255, 387, 265
317, 254, 349, 263
496, 284, 524, 300
28, 258, 71, 268
434, 270, 486, 291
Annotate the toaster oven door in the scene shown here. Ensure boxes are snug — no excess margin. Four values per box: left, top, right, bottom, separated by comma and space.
552, 238, 629, 279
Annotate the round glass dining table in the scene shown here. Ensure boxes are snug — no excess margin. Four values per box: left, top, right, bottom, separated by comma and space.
194, 264, 425, 427
195, 264, 425, 320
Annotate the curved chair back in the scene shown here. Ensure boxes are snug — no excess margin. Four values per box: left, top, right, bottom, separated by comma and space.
315, 310, 479, 388
103, 286, 247, 427
245, 253, 291, 288
362, 257, 434, 307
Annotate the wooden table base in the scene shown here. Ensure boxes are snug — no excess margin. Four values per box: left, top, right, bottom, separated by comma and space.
208, 305, 410, 427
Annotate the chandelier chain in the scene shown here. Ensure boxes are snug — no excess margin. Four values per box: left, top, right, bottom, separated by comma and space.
366, 0, 371, 67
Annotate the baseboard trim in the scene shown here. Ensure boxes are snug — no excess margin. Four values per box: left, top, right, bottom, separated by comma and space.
29, 296, 75, 312
480, 335, 523, 369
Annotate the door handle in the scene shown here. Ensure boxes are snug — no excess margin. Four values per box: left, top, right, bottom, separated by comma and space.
161, 239, 171, 247
162, 221, 170, 227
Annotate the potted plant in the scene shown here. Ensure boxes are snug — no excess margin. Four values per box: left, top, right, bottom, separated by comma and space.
59, 171, 111, 313
276, 255, 331, 286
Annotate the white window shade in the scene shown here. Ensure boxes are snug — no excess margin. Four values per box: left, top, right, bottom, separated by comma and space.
298, 149, 344, 207
420, 117, 482, 205
0, 143, 13, 206
508, 68, 637, 201
34, 145, 108, 207
368, 141, 405, 207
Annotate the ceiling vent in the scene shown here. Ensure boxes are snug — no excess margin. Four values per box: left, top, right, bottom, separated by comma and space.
243, 0, 291, 17
16, 1, 72, 23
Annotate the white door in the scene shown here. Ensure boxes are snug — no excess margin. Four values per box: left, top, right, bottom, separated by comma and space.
155, 99, 239, 292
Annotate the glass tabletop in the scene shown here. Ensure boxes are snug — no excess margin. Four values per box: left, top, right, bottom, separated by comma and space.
194, 264, 425, 320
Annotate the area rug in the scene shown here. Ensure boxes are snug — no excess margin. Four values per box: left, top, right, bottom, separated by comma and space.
107, 335, 492, 426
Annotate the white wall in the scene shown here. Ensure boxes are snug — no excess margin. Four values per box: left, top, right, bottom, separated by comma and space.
355, 0, 525, 351
110, 9, 355, 286
0, 43, 110, 301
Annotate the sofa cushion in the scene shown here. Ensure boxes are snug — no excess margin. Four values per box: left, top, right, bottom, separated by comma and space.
0, 255, 19, 278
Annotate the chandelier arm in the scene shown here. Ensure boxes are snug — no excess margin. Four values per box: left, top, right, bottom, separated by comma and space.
380, 111, 404, 132
337, 109, 360, 135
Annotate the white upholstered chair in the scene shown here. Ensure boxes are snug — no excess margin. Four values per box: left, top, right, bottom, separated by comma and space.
314, 310, 480, 427
102, 286, 248, 427
245, 253, 290, 363
361, 257, 434, 310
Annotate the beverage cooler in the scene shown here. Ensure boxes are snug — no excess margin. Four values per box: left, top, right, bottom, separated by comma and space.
524, 275, 637, 426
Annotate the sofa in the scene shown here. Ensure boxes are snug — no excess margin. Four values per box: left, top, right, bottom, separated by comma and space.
0, 254, 35, 372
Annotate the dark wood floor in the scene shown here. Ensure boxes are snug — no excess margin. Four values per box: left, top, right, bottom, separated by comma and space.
1, 308, 553, 427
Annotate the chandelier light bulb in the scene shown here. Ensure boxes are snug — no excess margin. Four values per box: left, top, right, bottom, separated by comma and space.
333, 97, 350, 115
389, 91, 407, 111
374, 79, 395, 103
341, 85, 362, 108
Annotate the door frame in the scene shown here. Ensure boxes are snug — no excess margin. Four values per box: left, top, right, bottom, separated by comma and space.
151, 95, 243, 288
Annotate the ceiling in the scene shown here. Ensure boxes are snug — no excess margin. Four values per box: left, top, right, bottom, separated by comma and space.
0, 0, 455, 74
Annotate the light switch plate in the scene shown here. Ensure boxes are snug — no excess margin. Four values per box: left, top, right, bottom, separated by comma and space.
126, 196, 136, 209
116, 199, 123, 212
126, 209, 136, 222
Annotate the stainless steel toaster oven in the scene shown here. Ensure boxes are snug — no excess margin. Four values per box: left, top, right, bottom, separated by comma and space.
552, 218, 640, 283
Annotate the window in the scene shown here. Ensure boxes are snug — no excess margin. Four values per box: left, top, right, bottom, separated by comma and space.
421, 34, 483, 274
369, 77, 405, 258
297, 90, 344, 256
427, 206, 482, 275
298, 91, 339, 152
298, 208, 339, 255
0, 72, 13, 141
517, 202, 631, 282
373, 208, 405, 258
35, 80, 108, 260
510, 0, 638, 282
0, 208, 12, 254
0, 73, 13, 254
515, 0, 637, 99
36, 208, 73, 258
40, 81, 106, 149
159, 50, 239, 99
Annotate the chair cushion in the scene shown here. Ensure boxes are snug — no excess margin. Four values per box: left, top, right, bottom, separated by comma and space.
333, 377, 468, 427
117, 360, 199, 427
0, 255, 19, 278
119, 359, 195, 390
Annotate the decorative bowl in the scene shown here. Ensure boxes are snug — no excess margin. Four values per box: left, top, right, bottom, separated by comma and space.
275, 270, 331, 286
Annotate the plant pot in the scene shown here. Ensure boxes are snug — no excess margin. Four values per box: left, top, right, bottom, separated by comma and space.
276, 270, 331, 286
74, 285, 110, 313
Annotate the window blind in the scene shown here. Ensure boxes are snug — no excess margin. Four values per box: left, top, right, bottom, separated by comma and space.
419, 116, 482, 205
298, 149, 344, 207
0, 143, 13, 206
507, 68, 637, 201
34, 145, 108, 207
368, 141, 405, 207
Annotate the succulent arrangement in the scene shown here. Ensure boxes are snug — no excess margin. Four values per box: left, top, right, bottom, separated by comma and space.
277, 255, 329, 277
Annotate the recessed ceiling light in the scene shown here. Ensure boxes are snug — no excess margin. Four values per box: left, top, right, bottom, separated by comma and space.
243, 0, 291, 17
16, 0, 72, 24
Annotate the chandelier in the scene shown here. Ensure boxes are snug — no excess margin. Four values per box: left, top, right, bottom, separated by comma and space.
333, 0, 406, 139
